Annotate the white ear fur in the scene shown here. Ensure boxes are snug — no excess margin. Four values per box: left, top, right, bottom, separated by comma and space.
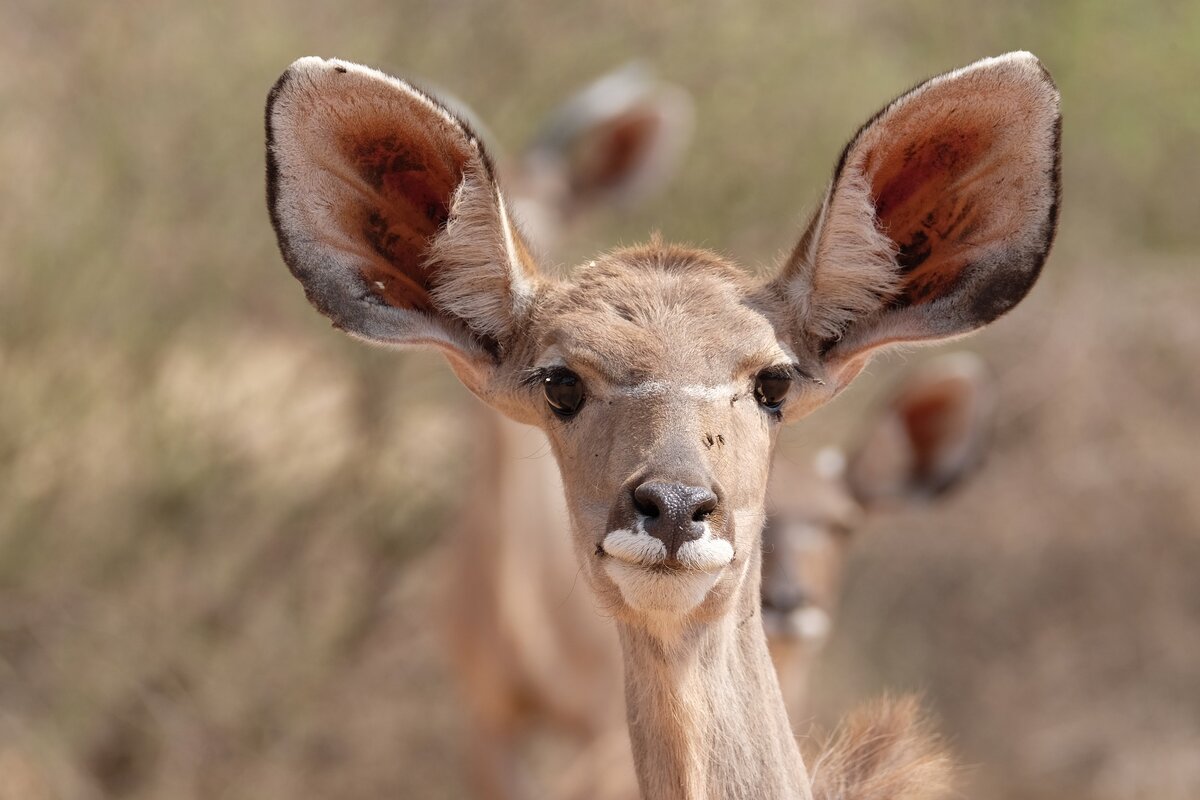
784, 169, 902, 344
426, 170, 538, 342
266, 57, 539, 364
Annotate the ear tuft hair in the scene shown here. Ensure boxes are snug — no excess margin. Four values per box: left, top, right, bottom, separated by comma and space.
427, 170, 538, 347
784, 167, 902, 343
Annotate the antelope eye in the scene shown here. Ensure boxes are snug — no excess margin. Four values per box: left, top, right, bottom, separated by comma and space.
543, 369, 585, 417
754, 370, 792, 411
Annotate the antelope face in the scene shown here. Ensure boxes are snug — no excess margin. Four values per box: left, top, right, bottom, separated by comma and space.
523, 247, 825, 622
266, 53, 1059, 636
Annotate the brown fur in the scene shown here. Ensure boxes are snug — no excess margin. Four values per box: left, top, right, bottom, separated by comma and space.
443, 413, 623, 799
440, 69, 698, 800
765, 352, 995, 723
809, 696, 956, 800
555, 696, 958, 800
469, 353, 993, 799
266, 52, 1061, 799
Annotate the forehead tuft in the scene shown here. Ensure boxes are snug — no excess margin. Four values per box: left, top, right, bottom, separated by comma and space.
533, 241, 783, 381
596, 242, 748, 281
584, 242, 748, 289
565, 242, 753, 315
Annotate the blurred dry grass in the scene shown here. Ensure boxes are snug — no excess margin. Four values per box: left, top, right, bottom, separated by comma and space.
1, 1, 1198, 798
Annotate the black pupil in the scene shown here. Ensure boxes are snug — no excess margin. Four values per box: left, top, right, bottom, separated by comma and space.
755, 373, 791, 409
544, 371, 584, 416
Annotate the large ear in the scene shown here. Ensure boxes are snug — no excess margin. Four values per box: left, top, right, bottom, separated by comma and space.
265, 57, 541, 390
518, 63, 693, 216
845, 352, 996, 507
770, 52, 1061, 376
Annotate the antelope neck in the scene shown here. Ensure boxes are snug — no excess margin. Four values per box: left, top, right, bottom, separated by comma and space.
616, 547, 811, 800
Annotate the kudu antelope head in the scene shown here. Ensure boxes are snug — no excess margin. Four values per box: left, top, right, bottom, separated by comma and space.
267, 52, 1059, 797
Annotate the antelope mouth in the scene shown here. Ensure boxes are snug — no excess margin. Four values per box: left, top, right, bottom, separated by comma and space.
598, 524, 734, 614
599, 525, 734, 573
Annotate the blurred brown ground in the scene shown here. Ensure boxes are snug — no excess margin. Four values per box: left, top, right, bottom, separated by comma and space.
1, 1, 1198, 798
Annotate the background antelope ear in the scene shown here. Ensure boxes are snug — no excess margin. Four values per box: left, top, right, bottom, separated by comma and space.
266, 57, 541, 391
845, 352, 996, 507
770, 52, 1061, 377
514, 63, 693, 226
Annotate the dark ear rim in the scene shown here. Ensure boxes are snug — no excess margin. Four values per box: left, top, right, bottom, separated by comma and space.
265, 59, 501, 251
263, 57, 519, 367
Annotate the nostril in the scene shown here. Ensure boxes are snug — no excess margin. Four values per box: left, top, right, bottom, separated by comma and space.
634, 481, 719, 526
632, 484, 662, 519
692, 493, 718, 522
634, 497, 660, 518
631, 480, 721, 557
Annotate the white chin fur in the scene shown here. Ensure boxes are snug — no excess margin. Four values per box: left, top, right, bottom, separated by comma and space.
600, 523, 734, 614
604, 561, 723, 614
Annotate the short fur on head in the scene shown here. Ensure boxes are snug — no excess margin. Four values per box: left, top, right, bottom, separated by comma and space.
266, 52, 1060, 798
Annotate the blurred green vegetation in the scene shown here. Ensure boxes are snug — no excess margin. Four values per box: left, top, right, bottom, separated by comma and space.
1, 1, 1198, 799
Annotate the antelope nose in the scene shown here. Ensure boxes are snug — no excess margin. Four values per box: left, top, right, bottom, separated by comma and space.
632, 481, 718, 557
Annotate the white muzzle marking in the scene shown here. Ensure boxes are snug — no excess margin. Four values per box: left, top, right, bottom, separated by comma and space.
600, 521, 735, 614
602, 526, 667, 565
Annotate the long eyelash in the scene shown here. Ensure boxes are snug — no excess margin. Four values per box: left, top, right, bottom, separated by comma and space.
758, 365, 796, 382
789, 363, 825, 386
519, 366, 552, 388
521, 365, 576, 389
758, 363, 816, 385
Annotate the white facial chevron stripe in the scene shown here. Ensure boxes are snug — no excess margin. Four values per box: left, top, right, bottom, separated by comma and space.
612, 381, 744, 401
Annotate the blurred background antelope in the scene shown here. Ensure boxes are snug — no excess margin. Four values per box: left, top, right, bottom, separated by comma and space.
2, 3, 1198, 799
